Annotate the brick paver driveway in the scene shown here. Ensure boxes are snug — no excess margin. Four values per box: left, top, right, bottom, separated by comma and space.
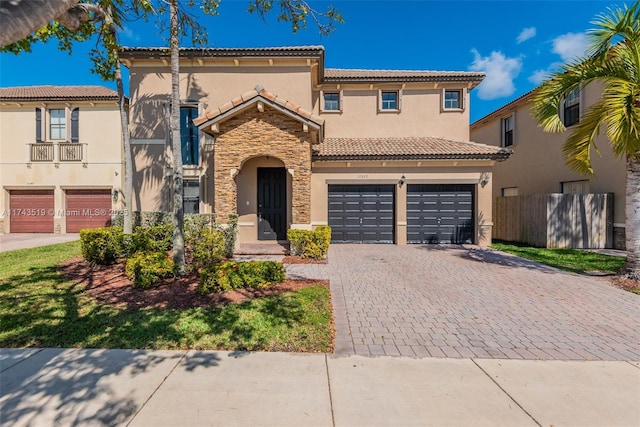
327, 245, 640, 360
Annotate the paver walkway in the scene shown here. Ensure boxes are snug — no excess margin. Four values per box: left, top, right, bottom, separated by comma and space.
321, 244, 640, 360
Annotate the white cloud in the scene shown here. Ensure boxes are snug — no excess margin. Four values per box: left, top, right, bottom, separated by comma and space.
121, 26, 140, 42
516, 27, 536, 44
552, 32, 588, 62
469, 49, 522, 100
528, 69, 550, 85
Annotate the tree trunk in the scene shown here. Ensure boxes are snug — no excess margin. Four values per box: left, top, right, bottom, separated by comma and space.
0, 0, 79, 47
170, 0, 185, 273
624, 152, 640, 279
115, 59, 133, 234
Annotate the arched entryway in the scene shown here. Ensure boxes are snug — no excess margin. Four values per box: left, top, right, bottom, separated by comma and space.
236, 156, 292, 242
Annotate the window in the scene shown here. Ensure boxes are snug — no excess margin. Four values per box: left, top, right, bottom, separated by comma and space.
444, 90, 462, 110
380, 91, 398, 111
180, 105, 199, 166
322, 92, 340, 111
563, 87, 580, 127
502, 115, 514, 147
183, 180, 200, 214
50, 109, 66, 140
502, 187, 518, 197
561, 180, 589, 194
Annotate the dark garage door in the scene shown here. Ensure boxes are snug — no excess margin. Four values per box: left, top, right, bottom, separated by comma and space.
65, 190, 112, 232
328, 185, 394, 243
10, 190, 55, 233
407, 184, 474, 244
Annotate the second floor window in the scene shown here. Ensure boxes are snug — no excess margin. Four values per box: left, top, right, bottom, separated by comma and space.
50, 109, 66, 140
563, 87, 580, 127
502, 115, 514, 147
381, 91, 398, 110
444, 90, 462, 109
180, 105, 199, 166
323, 92, 340, 111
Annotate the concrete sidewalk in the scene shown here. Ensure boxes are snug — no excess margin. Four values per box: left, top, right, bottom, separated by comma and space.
1, 349, 638, 426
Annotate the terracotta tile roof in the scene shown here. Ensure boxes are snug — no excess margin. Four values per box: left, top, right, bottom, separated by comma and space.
194, 85, 323, 128
0, 86, 119, 101
313, 137, 512, 161
470, 89, 535, 129
120, 46, 325, 59
324, 68, 485, 84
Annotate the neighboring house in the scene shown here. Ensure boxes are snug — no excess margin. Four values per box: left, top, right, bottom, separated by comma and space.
0, 86, 124, 234
470, 82, 627, 249
120, 45, 510, 246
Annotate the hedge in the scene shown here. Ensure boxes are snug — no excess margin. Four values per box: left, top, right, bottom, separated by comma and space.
287, 226, 331, 259
199, 261, 286, 294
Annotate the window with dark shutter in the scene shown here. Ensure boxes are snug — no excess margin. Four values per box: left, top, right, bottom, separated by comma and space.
71, 108, 79, 142
35, 108, 42, 142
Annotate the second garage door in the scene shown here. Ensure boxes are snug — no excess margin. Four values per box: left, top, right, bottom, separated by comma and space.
407, 184, 474, 244
328, 185, 394, 243
65, 189, 112, 232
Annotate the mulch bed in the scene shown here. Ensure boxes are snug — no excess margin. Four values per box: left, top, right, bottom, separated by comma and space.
608, 275, 640, 294
60, 257, 328, 311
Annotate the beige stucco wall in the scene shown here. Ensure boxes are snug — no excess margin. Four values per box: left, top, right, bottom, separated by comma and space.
470, 82, 626, 229
316, 85, 471, 141
128, 65, 314, 140
0, 102, 124, 233
310, 161, 495, 246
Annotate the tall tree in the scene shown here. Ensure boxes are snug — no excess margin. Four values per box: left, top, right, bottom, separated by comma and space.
531, 0, 640, 279
2, 0, 151, 236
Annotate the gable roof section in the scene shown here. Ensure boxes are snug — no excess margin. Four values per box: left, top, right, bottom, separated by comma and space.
324, 69, 486, 87
0, 85, 119, 102
470, 89, 535, 129
194, 85, 324, 133
313, 137, 512, 161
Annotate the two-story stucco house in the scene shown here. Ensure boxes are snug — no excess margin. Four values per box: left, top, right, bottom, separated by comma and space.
470, 82, 627, 249
0, 86, 124, 234
120, 45, 510, 246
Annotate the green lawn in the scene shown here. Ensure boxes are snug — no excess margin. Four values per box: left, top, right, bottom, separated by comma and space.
491, 241, 626, 275
0, 242, 332, 352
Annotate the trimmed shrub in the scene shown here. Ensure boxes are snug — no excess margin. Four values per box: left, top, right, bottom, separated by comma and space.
120, 224, 173, 256
125, 251, 175, 289
198, 260, 286, 294
287, 226, 332, 259
80, 227, 124, 265
191, 229, 226, 270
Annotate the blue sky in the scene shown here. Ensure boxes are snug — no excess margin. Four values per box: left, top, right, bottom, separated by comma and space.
0, 0, 614, 122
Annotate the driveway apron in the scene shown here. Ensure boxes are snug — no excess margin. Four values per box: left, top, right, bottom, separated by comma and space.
326, 244, 640, 360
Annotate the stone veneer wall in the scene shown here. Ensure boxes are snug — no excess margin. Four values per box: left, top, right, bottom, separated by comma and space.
213, 106, 313, 224
613, 226, 626, 250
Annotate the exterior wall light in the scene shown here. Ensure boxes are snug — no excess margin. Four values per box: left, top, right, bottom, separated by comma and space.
399, 175, 406, 186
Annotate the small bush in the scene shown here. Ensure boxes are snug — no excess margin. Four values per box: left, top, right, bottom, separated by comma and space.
287, 226, 332, 259
125, 251, 175, 289
191, 229, 226, 269
80, 227, 124, 265
120, 224, 173, 256
198, 261, 286, 294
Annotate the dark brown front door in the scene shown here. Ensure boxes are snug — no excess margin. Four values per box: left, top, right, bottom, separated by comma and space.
257, 167, 287, 241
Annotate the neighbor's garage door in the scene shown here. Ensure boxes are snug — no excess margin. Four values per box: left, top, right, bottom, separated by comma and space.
328, 185, 394, 243
65, 189, 112, 232
10, 190, 54, 233
407, 184, 474, 244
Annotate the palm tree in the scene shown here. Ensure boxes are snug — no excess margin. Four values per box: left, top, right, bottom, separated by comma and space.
531, 0, 640, 279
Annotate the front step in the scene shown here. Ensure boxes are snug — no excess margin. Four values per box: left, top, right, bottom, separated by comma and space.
235, 241, 290, 255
